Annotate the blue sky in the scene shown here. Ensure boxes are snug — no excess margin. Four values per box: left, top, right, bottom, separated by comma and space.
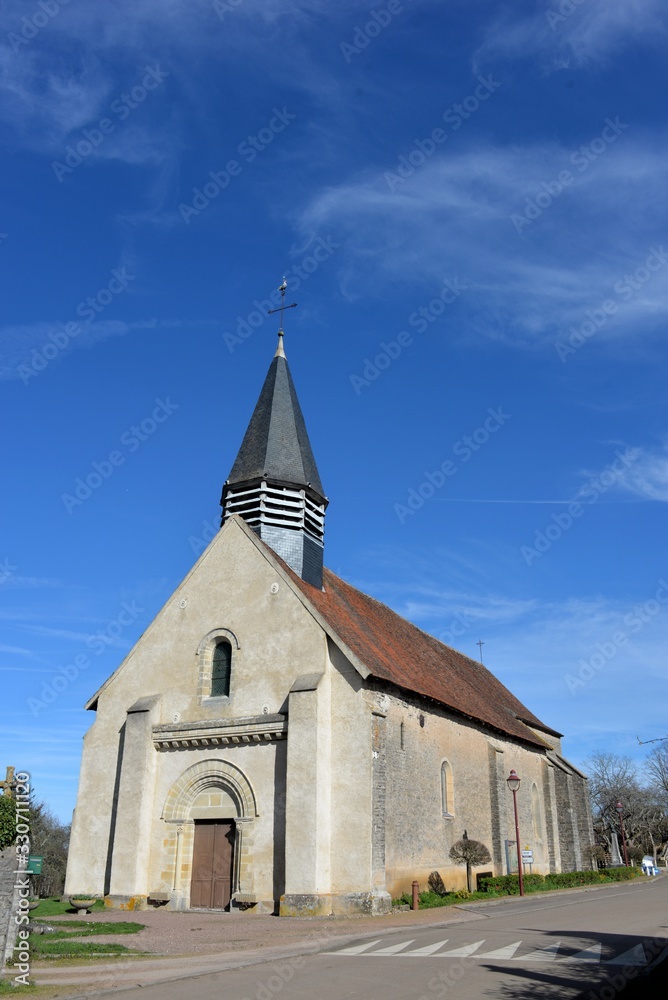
1, 0, 667, 822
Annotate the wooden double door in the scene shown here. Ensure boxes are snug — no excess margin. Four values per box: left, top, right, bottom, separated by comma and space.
190, 820, 236, 909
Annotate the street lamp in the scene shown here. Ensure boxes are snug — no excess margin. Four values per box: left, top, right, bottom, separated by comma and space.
616, 801, 629, 866
507, 769, 525, 897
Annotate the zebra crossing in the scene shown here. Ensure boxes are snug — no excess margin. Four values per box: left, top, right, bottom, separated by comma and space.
325, 938, 650, 966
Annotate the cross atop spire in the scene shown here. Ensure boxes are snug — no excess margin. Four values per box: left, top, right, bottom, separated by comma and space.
268, 277, 297, 342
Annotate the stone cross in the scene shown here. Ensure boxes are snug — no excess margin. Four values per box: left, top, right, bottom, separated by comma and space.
1, 766, 16, 798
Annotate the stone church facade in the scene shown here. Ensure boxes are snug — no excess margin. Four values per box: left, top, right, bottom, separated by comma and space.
65, 327, 593, 916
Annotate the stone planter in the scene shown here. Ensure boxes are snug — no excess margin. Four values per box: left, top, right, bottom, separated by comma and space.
69, 897, 98, 915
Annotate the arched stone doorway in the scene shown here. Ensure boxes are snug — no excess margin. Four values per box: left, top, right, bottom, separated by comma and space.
162, 759, 257, 910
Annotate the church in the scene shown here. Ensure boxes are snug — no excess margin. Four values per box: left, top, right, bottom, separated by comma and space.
65, 310, 594, 916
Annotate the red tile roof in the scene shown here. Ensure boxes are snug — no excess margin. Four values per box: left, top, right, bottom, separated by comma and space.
288, 564, 561, 748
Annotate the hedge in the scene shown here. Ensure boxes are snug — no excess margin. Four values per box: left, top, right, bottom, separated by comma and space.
479, 866, 641, 895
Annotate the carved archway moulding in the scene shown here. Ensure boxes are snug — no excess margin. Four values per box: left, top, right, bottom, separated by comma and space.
162, 758, 258, 821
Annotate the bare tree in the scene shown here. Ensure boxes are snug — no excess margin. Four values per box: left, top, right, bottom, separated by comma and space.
585, 752, 668, 863
29, 800, 70, 898
646, 745, 668, 797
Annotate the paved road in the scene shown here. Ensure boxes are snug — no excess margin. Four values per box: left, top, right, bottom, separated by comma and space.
102, 878, 666, 1000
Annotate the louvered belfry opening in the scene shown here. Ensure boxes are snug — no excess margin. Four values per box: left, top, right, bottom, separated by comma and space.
220, 336, 328, 589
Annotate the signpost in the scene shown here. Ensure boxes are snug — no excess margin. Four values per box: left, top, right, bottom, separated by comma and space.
26, 855, 43, 875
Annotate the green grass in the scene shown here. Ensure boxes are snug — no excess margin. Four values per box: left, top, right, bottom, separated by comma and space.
32, 922, 144, 940
28, 941, 138, 958
30, 897, 105, 918
8, 917, 147, 962
0, 981, 37, 994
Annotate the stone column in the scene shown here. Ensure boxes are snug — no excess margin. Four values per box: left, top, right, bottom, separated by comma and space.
566, 774, 583, 871
107, 695, 160, 908
280, 673, 331, 916
543, 762, 561, 873
488, 746, 505, 872
371, 712, 387, 891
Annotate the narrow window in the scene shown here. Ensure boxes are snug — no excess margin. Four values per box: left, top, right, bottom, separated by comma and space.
211, 641, 232, 697
400, 721, 405, 750
441, 760, 454, 817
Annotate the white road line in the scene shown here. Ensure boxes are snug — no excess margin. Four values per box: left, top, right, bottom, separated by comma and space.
559, 943, 602, 963
435, 941, 484, 957
606, 944, 647, 966
523, 942, 562, 961
371, 940, 416, 955
404, 940, 450, 956
477, 941, 522, 960
326, 937, 653, 966
328, 939, 382, 955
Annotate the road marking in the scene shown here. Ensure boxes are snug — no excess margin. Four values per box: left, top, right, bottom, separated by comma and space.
326, 937, 649, 965
435, 941, 484, 957
559, 943, 602, 963
523, 942, 562, 961
404, 940, 450, 956
331, 940, 382, 955
606, 944, 647, 966
477, 941, 522, 959
371, 940, 416, 955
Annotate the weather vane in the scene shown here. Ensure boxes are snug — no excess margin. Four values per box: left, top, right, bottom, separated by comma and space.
476, 639, 485, 664
267, 277, 297, 335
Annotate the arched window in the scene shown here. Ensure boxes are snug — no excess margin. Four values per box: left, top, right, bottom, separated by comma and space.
211, 641, 232, 697
441, 760, 454, 817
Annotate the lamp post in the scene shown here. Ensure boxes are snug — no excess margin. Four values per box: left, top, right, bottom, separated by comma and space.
616, 801, 629, 866
507, 769, 525, 897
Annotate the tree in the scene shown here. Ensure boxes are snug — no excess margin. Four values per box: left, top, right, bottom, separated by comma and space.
0, 793, 16, 850
449, 832, 491, 892
585, 752, 668, 864
646, 744, 668, 797
29, 800, 70, 898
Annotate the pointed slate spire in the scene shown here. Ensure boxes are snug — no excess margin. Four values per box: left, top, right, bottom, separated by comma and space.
226, 333, 325, 496
221, 329, 328, 588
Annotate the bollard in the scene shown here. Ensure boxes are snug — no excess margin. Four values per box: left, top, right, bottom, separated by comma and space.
411, 880, 419, 911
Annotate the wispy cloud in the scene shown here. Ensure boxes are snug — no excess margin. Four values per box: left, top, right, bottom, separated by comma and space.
16, 624, 131, 651
1, 575, 65, 589
475, 0, 667, 71
0, 0, 361, 157
299, 138, 668, 347
0, 318, 183, 381
613, 443, 668, 501
0, 644, 44, 659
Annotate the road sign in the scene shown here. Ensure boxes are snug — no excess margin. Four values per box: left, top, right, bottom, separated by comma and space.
521, 850, 534, 864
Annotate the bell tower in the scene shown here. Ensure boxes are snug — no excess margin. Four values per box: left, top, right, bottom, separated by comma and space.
220, 281, 327, 588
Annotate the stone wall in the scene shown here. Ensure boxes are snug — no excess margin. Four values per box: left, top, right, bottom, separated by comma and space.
378, 686, 592, 897
0, 847, 20, 971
